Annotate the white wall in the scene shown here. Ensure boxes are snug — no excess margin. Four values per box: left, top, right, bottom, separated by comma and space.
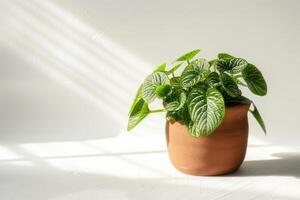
0, 0, 299, 145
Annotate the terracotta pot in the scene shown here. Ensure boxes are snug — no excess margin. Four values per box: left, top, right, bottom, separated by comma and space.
165, 103, 250, 176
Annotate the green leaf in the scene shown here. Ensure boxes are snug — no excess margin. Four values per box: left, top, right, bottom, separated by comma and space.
217, 58, 247, 73
218, 53, 235, 60
142, 72, 169, 103
128, 85, 143, 116
187, 87, 225, 136
170, 77, 181, 88
155, 84, 172, 99
167, 63, 183, 74
187, 120, 200, 137
181, 58, 210, 88
206, 72, 220, 86
236, 79, 247, 87
230, 58, 248, 73
192, 58, 210, 70
166, 111, 181, 121
127, 98, 150, 131
153, 63, 167, 72
176, 49, 201, 62
208, 59, 218, 66
220, 72, 241, 97
242, 64, 267, 96
165, 92, 187, 111
249, 104, 266, 134
224, 95, 252, 106
129, 63, 169, 115
181, 104, 190, 122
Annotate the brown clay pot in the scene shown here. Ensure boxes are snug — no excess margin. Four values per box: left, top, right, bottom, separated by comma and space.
166, 103, 250, 176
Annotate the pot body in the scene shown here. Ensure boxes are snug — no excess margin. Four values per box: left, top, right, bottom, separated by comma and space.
166, 104, 250, 176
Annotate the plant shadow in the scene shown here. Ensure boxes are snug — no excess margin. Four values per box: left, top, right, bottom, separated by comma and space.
229, 152, 300, 178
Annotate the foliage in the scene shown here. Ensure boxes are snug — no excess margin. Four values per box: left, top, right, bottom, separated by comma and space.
128, 49, 268, 137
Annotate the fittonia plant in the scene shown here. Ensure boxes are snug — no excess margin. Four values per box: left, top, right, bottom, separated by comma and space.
127, 49, 267, 137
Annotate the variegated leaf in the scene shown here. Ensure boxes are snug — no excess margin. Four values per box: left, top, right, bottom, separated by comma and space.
206, 72, 220, 86
142, 72, 168, 103
165, 92, 187, 111
181, 58, 210, 88
187, 87, 225, 136
187, 120, 201, 137
220, 72, 241, 97
217, 58, 247, 73
170, 77, 181, 88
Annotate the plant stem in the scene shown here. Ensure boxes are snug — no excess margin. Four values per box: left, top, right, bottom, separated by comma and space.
150, 109, 166, 113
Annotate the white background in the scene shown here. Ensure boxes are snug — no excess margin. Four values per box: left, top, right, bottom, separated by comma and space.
1, 0, 299, 144
0, 0, 300, 199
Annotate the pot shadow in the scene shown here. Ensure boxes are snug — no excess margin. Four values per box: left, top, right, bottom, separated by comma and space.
229, 152, 300, 179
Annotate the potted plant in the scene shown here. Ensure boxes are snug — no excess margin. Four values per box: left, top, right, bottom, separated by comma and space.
127, 49, 267, 176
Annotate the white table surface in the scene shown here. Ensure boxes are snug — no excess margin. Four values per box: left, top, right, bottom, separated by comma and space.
0, 132, 299, 200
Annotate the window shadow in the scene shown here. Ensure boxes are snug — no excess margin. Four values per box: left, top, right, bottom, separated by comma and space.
0, 46, 121, 143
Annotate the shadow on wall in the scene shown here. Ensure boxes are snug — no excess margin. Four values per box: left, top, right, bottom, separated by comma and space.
0, 0, 152, 143
232, 152, 300, 178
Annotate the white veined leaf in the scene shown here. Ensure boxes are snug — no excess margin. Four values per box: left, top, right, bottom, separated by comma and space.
206, 72, 220, 86
165, 92, 187, 111
220, 72, 241, 97
187, 87, 225, 136
230, 58, 248, 73
142, 72, 169, 103
217, 58, 247, 73
187, 120, 201, 137
181, 58, 210, 88
170, 77, 181, 88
